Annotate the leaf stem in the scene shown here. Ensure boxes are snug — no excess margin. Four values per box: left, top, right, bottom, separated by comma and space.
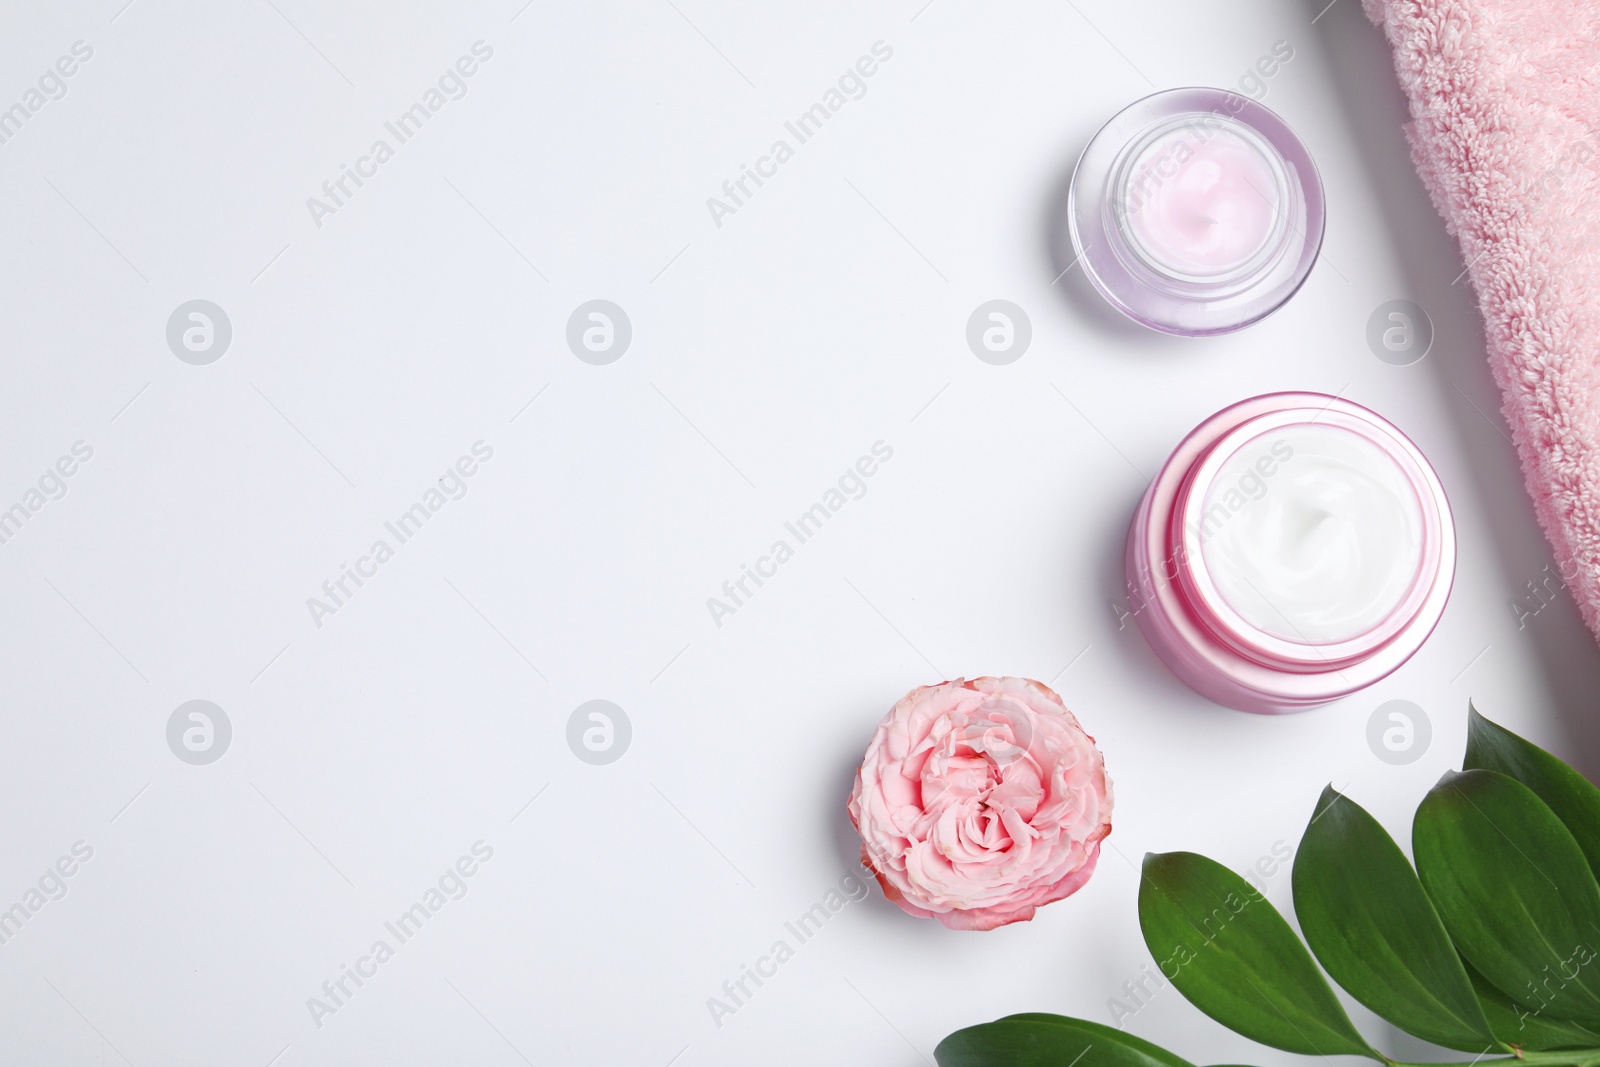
1388, 1052, 1600, 1067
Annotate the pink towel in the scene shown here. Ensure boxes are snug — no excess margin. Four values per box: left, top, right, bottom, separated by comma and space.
1363, 0, 1600, 642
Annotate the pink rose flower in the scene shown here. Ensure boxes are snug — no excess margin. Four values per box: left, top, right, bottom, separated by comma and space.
847, 677, 1113, 931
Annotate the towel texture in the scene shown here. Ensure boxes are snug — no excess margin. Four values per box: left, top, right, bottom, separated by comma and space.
1363, 0, 1600, 641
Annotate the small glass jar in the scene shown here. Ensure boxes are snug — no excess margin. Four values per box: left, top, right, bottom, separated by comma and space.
1069, 87, 1325, 335
1126, 393, 1455, 714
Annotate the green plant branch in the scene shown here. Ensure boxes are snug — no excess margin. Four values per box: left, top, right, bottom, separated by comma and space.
934, 712, 1600, 1067
1388, 1050, 1600, 1067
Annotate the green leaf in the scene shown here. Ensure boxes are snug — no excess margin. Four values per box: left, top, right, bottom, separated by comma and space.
1465, 960, 1600, 1051
935, 1014, 1195, 1067
1138, 851, 1380, 1059
1292, 785, 1499, 1052
1465, 703, 1600, 879
1413, 768, 1600, 1024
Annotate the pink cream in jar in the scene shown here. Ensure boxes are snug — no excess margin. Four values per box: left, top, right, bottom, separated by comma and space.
1126, 393, 1455, 714
1124, 125, 1283, 277
1069, 88, 1325, 335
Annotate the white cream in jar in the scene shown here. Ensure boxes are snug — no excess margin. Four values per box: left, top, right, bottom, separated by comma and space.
1126, 393, 1455, 714
1194, 424, 1425, 644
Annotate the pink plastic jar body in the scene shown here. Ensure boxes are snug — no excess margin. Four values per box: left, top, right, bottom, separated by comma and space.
1126, 393, 1455, 714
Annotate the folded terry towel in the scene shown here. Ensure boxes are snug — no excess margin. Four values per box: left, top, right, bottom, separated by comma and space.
1364, 0, 1600, 641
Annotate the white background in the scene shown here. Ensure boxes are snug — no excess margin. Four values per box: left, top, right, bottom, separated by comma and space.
2, 1, 1597, 1065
